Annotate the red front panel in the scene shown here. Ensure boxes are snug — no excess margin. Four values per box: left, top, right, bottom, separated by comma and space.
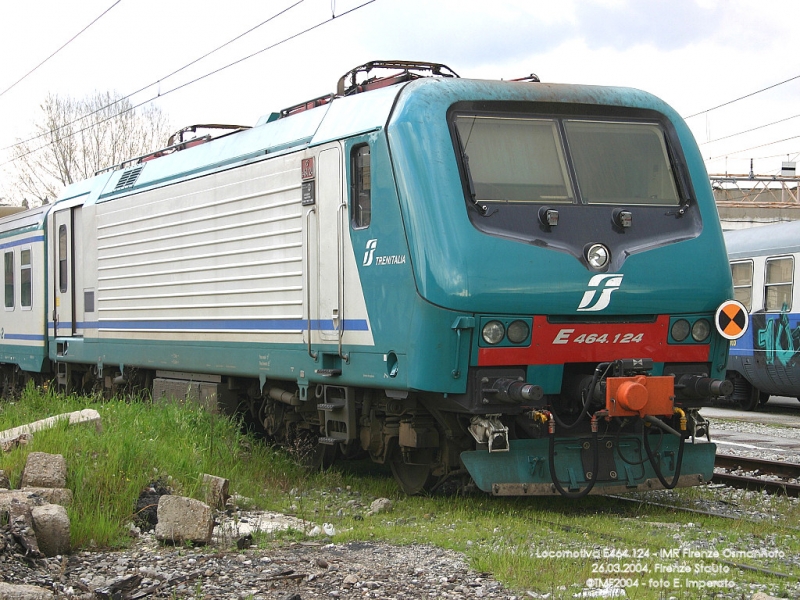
477, 315, 709, 366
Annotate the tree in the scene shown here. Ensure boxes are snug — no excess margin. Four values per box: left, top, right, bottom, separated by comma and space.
9, 91, 171, 206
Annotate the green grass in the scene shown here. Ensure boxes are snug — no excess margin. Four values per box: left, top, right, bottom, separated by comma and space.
2, 385, 800, 599
0, 384, 305, 547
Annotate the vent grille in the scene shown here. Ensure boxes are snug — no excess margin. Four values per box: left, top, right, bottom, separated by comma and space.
114, 165, 144, 190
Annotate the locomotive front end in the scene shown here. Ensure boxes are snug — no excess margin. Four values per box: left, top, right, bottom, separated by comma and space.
388, 77, 745, 496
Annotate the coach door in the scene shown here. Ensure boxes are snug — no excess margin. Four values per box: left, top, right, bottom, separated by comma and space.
52, 207, 80, 337
316, 147, 344, 345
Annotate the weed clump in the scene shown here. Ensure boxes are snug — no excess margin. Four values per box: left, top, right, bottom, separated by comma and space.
133, 478, 171, 531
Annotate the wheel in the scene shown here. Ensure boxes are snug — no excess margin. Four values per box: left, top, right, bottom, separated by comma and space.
389, 447, 436, 495
739, 383, 761, 411
726, 373, 761, 411
260, 400, 287, 442
759, 391, 770, 405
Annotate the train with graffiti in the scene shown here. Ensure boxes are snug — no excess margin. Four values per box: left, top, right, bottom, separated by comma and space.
725, 220, 800, 410
0, 61, 745, 496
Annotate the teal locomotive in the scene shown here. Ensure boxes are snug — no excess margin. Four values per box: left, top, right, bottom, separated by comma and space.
0, 61, 743, 496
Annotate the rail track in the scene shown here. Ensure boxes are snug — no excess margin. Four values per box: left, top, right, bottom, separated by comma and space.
713, 454, 800, 496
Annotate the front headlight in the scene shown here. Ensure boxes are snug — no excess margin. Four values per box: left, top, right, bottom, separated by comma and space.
586, 243, 610, 269
671, 319, 690, 342
482, 320, 505, 345
692, 318, 711, 342
507, 320, 530, 344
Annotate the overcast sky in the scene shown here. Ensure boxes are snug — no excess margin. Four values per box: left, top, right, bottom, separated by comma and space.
2, 0, 799, 201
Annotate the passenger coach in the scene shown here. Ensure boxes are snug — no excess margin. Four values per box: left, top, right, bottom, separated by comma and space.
725, 220, 800, 409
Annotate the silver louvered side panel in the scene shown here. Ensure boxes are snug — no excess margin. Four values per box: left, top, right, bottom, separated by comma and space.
95, 154, 304, 341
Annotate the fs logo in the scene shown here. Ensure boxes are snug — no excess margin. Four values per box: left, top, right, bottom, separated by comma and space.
576, 274, 624, 312
363, 239, 378, 266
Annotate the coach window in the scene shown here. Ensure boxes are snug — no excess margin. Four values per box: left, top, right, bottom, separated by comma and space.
20, 249, 32, 309
730, 260, 753, 311
351, 144, 371, 228
764, 256, 793, 312
58, 224, 68, 294
4, 251, 13, 309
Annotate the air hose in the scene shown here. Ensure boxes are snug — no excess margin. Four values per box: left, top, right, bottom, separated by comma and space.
548, 412, 601, 498
552, 362, 611, 431
642, 422, 686, 490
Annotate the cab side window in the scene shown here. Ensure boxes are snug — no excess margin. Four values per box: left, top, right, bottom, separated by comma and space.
20, 248, 32, 309
351, 144, 371, 228
59, 225, 68, 293
4, 251, 13, 309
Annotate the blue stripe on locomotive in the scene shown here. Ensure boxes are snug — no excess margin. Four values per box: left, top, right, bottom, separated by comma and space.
49, 319, 369, 332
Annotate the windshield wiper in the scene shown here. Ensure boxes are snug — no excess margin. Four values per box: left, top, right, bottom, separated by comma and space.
454, 127, 488, 216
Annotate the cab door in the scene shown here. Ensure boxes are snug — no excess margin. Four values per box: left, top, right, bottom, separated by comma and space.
52, 208, 80, 337
317, 146, 344, 343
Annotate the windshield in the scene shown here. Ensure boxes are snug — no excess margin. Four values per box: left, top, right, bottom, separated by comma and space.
453, 115, 680, 207
454, 116, 574, 203
564, 120, 680, 205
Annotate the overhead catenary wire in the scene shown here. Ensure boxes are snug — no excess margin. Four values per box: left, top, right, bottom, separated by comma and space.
0, 0, 124, 99
684, 72, 800, 166
2, 0, 306, 153
683, 73, 800, 120
0, 0, 378, 170
699, 113, 800, 145
707, 134, 800, 161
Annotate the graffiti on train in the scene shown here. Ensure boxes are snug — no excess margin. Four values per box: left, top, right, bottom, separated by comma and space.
752, 308, 800, 367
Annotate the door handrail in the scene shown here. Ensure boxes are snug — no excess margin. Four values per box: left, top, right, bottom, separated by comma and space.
305, 207, 317, 359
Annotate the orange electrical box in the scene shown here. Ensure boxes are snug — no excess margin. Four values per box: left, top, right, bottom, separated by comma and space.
605, 375, 674, 417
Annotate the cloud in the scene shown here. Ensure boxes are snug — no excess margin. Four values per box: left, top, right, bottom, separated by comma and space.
346, 0, 734, 71
574, 0, 724, 50
348, 0, 577, 69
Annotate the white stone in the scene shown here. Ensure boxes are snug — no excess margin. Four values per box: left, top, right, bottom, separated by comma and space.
0, 582, 54, 599
31, 503, 71, 557
155, 495, 213, 544
21, 452, 66, 488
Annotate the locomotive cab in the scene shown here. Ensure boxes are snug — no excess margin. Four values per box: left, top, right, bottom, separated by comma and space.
375, 67, 745, 495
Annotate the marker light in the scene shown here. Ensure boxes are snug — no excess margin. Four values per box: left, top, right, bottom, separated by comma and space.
586, 243, 610, 269
539, 207, 559, 227
507, 320, 530, 344
691, 318, 711, 342
671, 319, 690, 342
613, 208, 632, 228
482, 321, 505, 345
